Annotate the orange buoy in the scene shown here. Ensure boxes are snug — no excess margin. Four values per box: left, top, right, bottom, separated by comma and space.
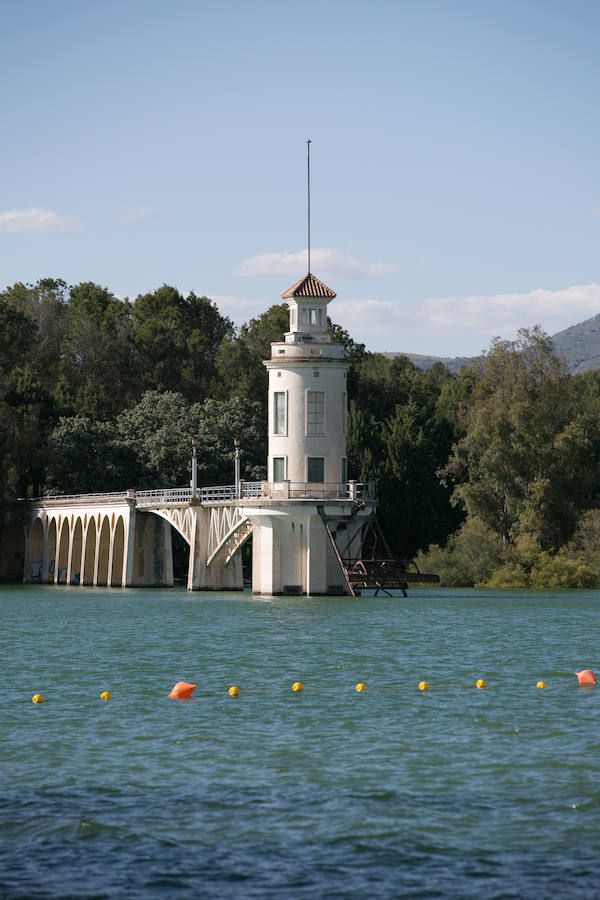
168, 681, 198, 699
575, 669, 596, 685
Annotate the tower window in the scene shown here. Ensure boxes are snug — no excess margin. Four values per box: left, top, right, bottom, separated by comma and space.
274, 391, 287, 435
341, 457, 347, 483
306, 391, 324, 434
273, 457, 286, 482
307, 457, 325, 482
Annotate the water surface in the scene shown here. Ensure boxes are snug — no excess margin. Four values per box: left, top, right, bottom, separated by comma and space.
2, 585, 600, 898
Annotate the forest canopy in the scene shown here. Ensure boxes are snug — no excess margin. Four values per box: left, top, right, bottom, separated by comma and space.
2, 277, 600, 587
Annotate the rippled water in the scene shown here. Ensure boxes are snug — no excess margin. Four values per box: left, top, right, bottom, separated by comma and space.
2, 584, 600, 898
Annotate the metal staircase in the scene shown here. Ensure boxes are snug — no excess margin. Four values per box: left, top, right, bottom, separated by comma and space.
317, 506, 439, 597
207, 518, 253, 567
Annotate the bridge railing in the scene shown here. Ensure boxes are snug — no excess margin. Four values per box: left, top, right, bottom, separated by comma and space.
136, 482, 376, 504
23, 482, 376, 506
136, 487, 194, 506
21, 490, 133, 504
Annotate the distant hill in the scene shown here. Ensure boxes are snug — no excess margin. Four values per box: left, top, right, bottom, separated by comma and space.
551, 312, 600, 373
381, 352, 473, 374
384, 311, 600, 375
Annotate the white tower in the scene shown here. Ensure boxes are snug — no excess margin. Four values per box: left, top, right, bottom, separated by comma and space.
238, 142, 375, 596
237, 271, 373, 597
264, 273, 349, 488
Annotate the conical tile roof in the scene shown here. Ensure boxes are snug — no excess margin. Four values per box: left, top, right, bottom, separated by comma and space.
281, 272, 336, 299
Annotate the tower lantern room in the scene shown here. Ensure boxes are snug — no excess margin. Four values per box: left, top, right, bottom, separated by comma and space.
264, 272, 349, 487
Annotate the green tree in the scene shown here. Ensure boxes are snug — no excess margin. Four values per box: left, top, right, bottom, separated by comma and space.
378, 401, 463, 558
116, 391, 265, 488
60, 282, 138, 418
0, 278, 67, 394
346, 351, 462, 558
0, 298, 55, 508
346, 400, 384, 485
215, 303, 289, 409
0, 301, 36, 372
416, 516, 505, 587
133, 286, 232, 399
43, 416, 139, 494
450, 327, 594, 548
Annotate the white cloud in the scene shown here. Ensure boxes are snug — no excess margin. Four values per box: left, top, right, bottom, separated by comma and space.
591, 207, 600, 217
235, 247, 398, 278
187, 283, 600, 357
331, 283, 600, 354
0, 207, 80, 233
209, 294, 268, 322
114, 205, 152, 223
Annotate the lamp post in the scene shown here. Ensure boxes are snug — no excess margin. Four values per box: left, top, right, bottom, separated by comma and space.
234, 438, 241, 498
191, 439, 198, 499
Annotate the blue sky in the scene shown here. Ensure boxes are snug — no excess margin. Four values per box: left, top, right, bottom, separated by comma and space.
2, 0, 599, 356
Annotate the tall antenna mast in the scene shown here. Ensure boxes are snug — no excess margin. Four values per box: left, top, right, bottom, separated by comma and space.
306, 138, 311, 274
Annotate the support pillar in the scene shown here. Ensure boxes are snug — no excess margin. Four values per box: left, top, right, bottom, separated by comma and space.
187, 506, 243, 590
250, 517, 278, 595
188, 507, 210, 590
306, 514, 327, 595
125, 506, 137, 587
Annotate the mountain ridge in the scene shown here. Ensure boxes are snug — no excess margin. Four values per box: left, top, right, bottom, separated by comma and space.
384, 311, 600, 374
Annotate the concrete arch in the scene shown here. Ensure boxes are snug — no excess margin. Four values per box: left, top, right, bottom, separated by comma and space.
97, 516, 111, 586
25, 517, 45, 581
45, 518, 57, 582
82, 518, 96, 585
57, 519, 70, 584
70, 517, 83, 584
138, 513, 157, 585
111, 516, 125, 586
0, 522, 26, 582
130, 511, 173, 586
143, 507, 193, 545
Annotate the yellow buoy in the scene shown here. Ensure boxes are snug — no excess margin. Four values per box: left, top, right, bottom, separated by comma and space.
100, 691, 111, 701
536, 681, 547, 689
32, 694, 43, 704
292, 681, 303, 692
418, 681, 429, 691
476, 679, 487, 689
228, 685, 239, 697
356, 682, 366, 692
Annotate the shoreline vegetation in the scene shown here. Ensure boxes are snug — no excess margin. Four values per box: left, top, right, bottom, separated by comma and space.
417, 512, 600, 589
2, 278, 600, 588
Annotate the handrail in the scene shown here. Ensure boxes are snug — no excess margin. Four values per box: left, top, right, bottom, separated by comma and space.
22, 481, 377, 506
136, 487, 194, 506
21, 490, 132, 503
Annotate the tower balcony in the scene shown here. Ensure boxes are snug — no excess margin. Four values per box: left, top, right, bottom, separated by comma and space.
133, 480, 376, 506
269, 340, 346, 361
